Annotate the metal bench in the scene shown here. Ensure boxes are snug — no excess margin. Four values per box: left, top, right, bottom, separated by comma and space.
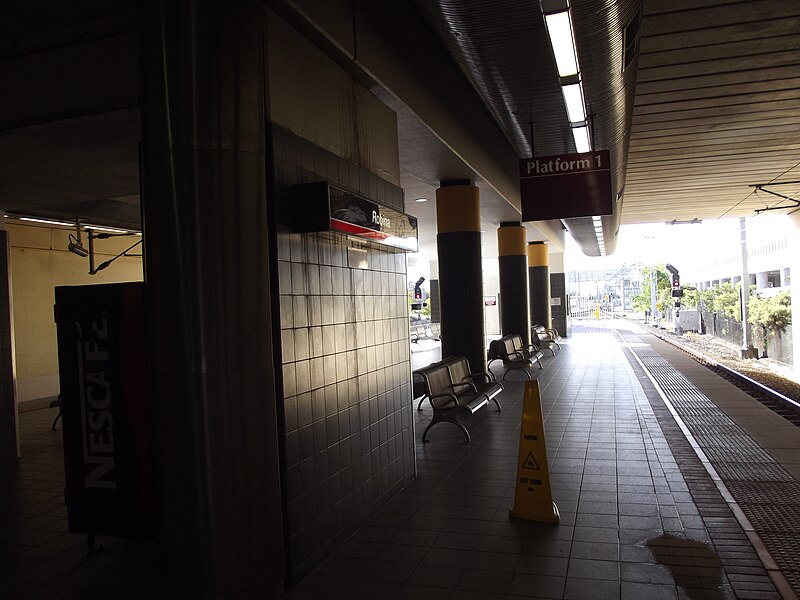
509, 334, 544, 369
532, 324, 561, 355
488, 335, 540, 380
411, 322, 441, 344
414, 356, 503, 442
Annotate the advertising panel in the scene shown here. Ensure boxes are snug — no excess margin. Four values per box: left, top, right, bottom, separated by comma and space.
55, 282, 152, 538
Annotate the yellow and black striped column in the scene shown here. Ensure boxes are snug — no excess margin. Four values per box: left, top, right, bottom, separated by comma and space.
436, 181, 485, 372
550, 252, 568, 337
498, 222, 530, 344
528, 241, 552, 330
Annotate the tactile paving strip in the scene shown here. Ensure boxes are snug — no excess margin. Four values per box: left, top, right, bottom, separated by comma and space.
741, 505, 800, 533
712, 461, 797, 483
725, 481, 800, 504
621, 331, 800, 597
757, 531, 800, 589
700, 445, 774, 463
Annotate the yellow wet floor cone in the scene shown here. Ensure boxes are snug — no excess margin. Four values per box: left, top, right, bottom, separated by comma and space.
509, 379, 559, 523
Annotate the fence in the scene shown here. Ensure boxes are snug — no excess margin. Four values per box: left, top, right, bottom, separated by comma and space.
569, 296, 616, 320
700, 311, 793, 366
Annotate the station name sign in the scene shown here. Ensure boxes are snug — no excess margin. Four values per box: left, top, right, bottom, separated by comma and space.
520, 149, 612, 221
277, 182, 418, 252
329, 187, 418, 252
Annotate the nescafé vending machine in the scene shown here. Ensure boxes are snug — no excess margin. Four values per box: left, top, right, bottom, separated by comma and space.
55, 282, 153, 548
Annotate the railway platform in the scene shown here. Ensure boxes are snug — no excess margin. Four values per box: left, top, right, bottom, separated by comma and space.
1, 320, 799, 599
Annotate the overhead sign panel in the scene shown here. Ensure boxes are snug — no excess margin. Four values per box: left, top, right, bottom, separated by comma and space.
329, 187, 418, 252
520, 149, 612, 221
277, 182, 418, 252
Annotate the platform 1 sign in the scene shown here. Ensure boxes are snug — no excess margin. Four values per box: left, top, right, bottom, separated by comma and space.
520, 149, 612, 221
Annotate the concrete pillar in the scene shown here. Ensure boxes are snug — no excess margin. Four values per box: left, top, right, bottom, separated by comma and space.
749, 274, 757, 286
550, 251, 567, 336
528, 241, 551, 329
436, 181, 485, 373
497, 222, 529, 343
756, 271, 769, 290
0, 226, 18, 459
429, 260, 440, 323
781, 267, 790, 288
140, 2, 285, 596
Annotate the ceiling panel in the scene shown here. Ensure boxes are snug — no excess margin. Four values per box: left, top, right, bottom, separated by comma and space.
622, 0, 800, 224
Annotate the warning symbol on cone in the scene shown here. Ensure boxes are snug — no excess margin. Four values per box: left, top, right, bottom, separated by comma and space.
522, 452, 540, 470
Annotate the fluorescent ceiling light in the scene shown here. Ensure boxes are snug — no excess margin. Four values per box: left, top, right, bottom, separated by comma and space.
544, 10, 579, 78
572, 125, 591, 153
17, 217, 74, 227
561, 82, 586, 124
85, 225, 135, 234
414, 198, 428, 203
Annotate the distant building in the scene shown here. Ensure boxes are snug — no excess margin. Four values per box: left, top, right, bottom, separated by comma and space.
685, 216, 791, 295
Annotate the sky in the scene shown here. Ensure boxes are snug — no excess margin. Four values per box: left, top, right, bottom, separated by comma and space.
565, 213, 794, 277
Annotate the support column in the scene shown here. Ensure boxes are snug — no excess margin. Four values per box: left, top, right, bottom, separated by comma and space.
550, 251, 567, 336
140, 2, 285, 597
0, 226, 18, 459
497, 222, 529, 344
436, 181, 485, 372
528, 241, 551, 330
781, 267, 790, 288
429, 260, 441, 323
756, 271, 769, 290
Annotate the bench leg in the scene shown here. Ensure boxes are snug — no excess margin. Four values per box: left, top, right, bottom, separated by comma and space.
502, 367, 532, 381
490, 396, 502, 412
417, 395, 428, 411
536, 357, 543, 369
422, 412, 471, 443
50, 398, 62, 431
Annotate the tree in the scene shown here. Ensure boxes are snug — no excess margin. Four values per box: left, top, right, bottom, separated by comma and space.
681, 287, 700, 309
632, 265, 671, 314
698, 282, 741, 318
747, 291, 791, 357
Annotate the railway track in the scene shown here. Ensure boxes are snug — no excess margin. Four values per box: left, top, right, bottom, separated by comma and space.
648, 327, 800, 428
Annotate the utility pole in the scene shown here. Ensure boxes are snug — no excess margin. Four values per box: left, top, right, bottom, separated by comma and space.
650, 265, 657, 326
739, 217, 752, 357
